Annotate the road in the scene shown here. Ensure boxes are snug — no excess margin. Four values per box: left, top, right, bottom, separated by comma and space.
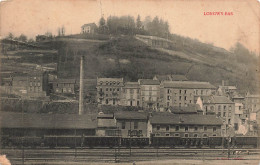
1, 148, 259, 165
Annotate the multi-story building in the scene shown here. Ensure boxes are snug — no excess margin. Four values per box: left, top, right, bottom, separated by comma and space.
52, 79, 76, 94
150, 113, 223, 137
199, 95, 235, 128
245, 92, 260, 115
96, 78, 124, 105
138, 79, 160, 109
161, 81, 216, 108
11, 72, 48, 99
115, 111, 150, 137
121, 82, 141, 107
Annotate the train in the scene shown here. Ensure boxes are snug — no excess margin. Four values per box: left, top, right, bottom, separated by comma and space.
1, 134, 259, 149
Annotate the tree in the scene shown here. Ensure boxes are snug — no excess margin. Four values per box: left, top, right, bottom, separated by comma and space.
18, 34, 27, 42
136, 15, 142, 29
98, 16, 107, 34
7, 33, 14, 39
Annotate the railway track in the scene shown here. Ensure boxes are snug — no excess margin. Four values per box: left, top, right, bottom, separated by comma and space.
2, 148, 260, 165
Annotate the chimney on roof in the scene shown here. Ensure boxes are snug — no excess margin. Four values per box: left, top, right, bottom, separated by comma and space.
79, 56, 84, 115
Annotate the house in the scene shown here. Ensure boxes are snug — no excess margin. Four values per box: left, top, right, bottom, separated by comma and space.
150, 113, 223, 137
10, 72, 49, 99
96, 78, 124, 105
244, 92, 260, 115
52, 79, 76, 94
115, 111, 150, 138
217, 80, 237, 98
121, 82, 141, 107
138, 79, 161, 109
81, 23, 98, 34
161, 81, 216, 108
200, 95, 235, 130
96, 113, 118, 136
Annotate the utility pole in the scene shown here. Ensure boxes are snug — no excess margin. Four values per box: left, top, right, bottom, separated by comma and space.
79, 56, 84, 115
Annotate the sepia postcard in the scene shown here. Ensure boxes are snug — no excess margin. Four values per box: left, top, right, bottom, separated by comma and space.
0, 0, 259, 164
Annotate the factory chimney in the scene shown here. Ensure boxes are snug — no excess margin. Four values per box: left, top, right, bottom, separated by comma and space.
79, 56, 84, 115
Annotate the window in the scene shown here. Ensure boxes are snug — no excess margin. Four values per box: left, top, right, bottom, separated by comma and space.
134, 121, 138, 129
156, 133, 160, 136
106, 99, 108, 104
184, 133, 189, 137
204, 126, 207, 131
179, 96, 181, 100
228, 119, 231, 124
167, 102, 170, 107
175, 126, 179, 131
234, 123, 238, 131
179, 103, 181, 107
122, 122, 125, 129
218, 105, 221, 110
106, 88, 108, 91
179, 90, 182, 94
110, 88, 112, 91
212, 134, 216, 136
217, 112, 221, 117
167, 89, 171, 94
185, 126, 189, 132
184, 96, 187, 100
157, 125, 160, 130
213, 127, 216, 132
137, 101, 139, 106
203, 134, 208, 137
194, 127, 198, 131
37, 82, 41, 87
165, 133, 170, 136
194, 134, 198, 137
224, 106, 226, 110
166, 125, 170, 131
223, 112, 226, 117
184, 90, 187, 94
167, 96, 171, 100
175, 133, 180, 137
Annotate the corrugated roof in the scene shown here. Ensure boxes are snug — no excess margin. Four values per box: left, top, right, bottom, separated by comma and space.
0, 112, 97, 129
150, 113, 223, 125
114, 111, 148, 120
139, 79, 160, 85
163, 81, 216, 89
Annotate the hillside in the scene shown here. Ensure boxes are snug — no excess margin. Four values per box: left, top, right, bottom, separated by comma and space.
47, 35, 258, 94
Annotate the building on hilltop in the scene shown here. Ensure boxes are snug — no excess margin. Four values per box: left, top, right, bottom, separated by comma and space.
81, 23, 98, 34
96, 78, 124, 106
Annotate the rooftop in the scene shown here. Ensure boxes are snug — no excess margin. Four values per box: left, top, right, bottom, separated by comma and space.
53, 79, 76, 84
114, 111, 148, 120
154, 75, 188, 81
202, 95, 234, 104
138, 79, 160, 85
163, 81, 216, 89
124, 82, 140, 88
150, 113, 223, 125
0, 112, 97, 129
81, 23, 97, 28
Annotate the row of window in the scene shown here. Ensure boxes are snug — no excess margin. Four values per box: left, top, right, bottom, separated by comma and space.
122, 121, 138, 129
29, 81, 41, 87
55, 88, 72, 93
100, 88, 120, 92
29, 86, 41, 92
167, 89, 211, 95
155, 133, 217, 137
99, 81, 121, 86
156, 125, 217, 132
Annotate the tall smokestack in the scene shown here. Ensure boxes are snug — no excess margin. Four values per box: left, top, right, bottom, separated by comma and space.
79, 56, 84, 115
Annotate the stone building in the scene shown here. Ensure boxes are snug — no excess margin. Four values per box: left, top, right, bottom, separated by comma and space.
121, 82, 141, 107
81, 23, 98, 34
96, 78, 124, 106
150, 113, 223, 137
161, 81, 216, 108
138, 79, 160, 109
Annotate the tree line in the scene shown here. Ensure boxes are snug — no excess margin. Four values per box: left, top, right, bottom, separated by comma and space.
98, 15, 170, 38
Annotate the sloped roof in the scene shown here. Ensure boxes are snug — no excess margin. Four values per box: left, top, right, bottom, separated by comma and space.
138, 79, 160, 85
150, 113, 223, 125
202, 95, 234, 104
154, 75, 188, 82
81, 23, 97, 28
97, 78, 123, 82
114, 111, 148, 120
124, 82, 140, 88
0, 112, 97, 129
163, 81, 216, 89
170, 104, 202, 114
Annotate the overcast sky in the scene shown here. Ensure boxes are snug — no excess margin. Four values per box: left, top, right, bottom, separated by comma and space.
0, 0, 259, 53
